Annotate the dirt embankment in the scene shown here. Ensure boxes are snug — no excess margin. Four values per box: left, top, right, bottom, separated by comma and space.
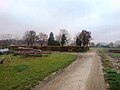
32, 51, 106, 90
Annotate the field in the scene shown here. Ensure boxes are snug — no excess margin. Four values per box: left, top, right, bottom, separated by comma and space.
108, 48, 120, 50
111, 53, 120, 58
0, 53, 75, 90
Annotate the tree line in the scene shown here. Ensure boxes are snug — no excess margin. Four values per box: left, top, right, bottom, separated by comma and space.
23, 29, 91, 47
0, 29, 91, 47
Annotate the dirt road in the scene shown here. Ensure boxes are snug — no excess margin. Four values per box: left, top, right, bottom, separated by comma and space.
32, 51, 106, 90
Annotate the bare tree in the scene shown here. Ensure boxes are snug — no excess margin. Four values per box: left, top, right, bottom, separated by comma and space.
0, 34, 13, 48
108, 42, 114, 48
11, 35, 24, 46
37, 32, 48, 46
55, 34, 61, 43
56, 29, 71, 46
23, 30, 36, 46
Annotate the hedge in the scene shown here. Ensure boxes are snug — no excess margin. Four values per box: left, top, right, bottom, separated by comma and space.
108, 50, 120, 53
10, 46, 89, 52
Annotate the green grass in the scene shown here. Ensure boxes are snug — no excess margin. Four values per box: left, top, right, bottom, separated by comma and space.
0, 53, 76, 90
103, 67, 120, 90
108, 48, 120, 50
111, 53, 120, 58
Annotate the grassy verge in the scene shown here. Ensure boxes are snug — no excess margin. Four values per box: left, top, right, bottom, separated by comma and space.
111, 53, 120, 58
97, 49, 112, 67
98, 49, 120, 90
0, 53, 76, 90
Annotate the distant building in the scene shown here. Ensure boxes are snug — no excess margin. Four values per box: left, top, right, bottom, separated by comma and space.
96, 42, 108, 47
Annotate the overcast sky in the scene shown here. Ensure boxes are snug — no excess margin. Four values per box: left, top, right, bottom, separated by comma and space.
0, 0, 120, 43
